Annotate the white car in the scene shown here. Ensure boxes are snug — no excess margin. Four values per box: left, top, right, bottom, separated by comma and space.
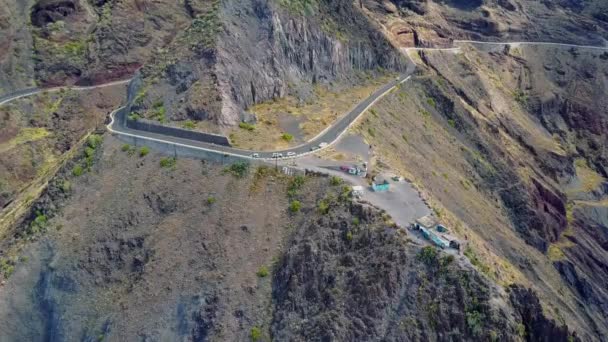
318, 142, 328, 148
286, 152, 296, 157
251, 153, 259, 158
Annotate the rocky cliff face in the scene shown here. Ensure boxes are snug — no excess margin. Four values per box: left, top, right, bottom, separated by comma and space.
132, 0, 408, 128
271, 198, 572, 341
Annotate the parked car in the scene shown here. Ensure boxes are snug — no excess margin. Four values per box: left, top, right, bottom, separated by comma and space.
310, 146, 319, 151
251, 153, 260, 158
319, 142, 328, 148
340, 165, 350, 171
272, 152, 283, 158
286, 152, 296, 157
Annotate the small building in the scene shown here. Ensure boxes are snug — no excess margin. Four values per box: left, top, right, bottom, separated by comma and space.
414, 215, 436, 230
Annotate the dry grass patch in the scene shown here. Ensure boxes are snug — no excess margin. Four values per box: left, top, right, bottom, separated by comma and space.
228, 74, 396, 150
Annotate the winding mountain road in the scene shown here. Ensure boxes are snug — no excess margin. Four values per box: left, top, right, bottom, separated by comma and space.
0, 79, 132, 106
1, 40, 607, 161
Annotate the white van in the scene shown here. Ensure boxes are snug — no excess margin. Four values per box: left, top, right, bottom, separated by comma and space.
287, 152, 296, 157
318, 142, 328, 148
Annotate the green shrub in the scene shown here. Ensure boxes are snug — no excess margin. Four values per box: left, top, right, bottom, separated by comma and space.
256, 266, 269, 278
139, 146, 150, 157
345, 231, 353, 241
60, 180, 71, 193
152, 99, 164, 109
448, 119, 456, 128
128, 112, 141, 121
121, 144, 131, 152
29, 212, 48, 235
426, 98, 436, 108
207, 196, 216, 205
224, 161, 249, 178
160, 157, 177, 169
466, 310, 484, 336
0, 258, 15, 278
329, 176, 342, 186
239, 122, 255, 131
84, 147, 95, 158
72, 165, 84, 177
250, 327, 262, 341
87, 134, 103, 149
417, 246, 438, 266
352, 217, 360, 226
287, 175, 306, 198
289, 200, 301, 213
367, 127, 375, 137
183, 120, 196, 129
370, 109, 378, 117
281, 133, 294, 142
516, 323, 526, 337
317, 199, 330, 215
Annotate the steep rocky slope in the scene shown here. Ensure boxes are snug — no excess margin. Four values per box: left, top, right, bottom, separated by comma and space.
130, 0, 409, 129
0, 135, 575, 341
357, 43, 608, 339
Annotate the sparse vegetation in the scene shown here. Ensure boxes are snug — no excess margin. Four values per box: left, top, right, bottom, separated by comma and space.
287, 175, 306, 198
224, 161, 250, 178
250, 326, 262, 341
278, 0, 319, 16
72, 165, 84, 177
516, 323, 526, 337
464, 246, 492, 277
60, 180, 71, 193
513, 90, 528, 105
0, 258, 15, 278
368, 127, 376, 137
281, 133, 294, 142
329, 176, 343, 186
183, 120, 196, 129
289, 200, 301, 213
139, 146, 150, 157
417, 246, 438, 266
160, 157, 177, 169
151, 100, 166, 122
128, 112, 141, 121
317, 199, 330, 214
466, 310, 484, 336
28, 211, 48, 235
87, 134, 103, 149
256, 266, 269, 278
239, 122, 255, 131
548, 245, 566, 261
